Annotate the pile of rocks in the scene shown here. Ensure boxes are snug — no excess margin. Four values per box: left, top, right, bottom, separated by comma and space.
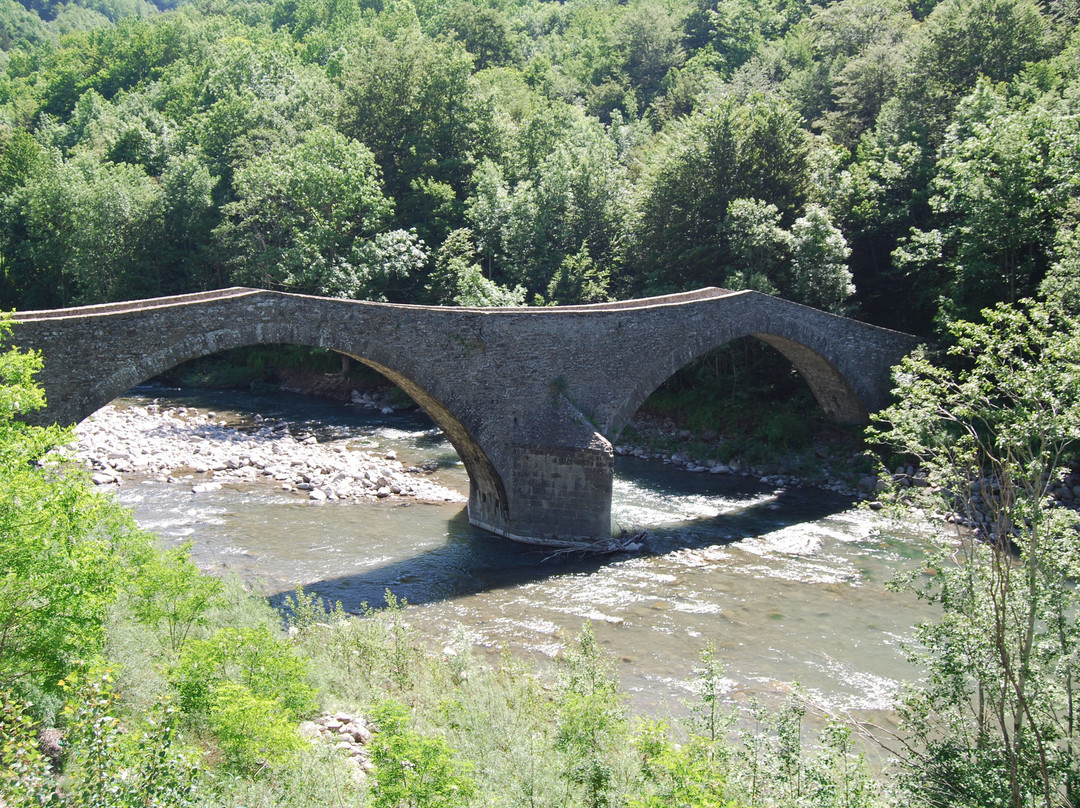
299, 711, 375, 783
71, 403, 466, 505
349, 389, 396, 414
1051, 467, 1080, 504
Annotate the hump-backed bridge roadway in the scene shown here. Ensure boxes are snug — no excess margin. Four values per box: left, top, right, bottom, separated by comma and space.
13, 286, 918, 547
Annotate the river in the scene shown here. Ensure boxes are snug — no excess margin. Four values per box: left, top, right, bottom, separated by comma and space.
88, 385, 937, 759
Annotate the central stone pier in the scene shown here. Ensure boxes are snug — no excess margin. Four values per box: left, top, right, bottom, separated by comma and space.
13, 287, 918, 546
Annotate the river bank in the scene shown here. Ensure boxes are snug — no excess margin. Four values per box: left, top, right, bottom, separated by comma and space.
71, 399, 465, 505
614, 413, 880, 499
59, 380, 954, 787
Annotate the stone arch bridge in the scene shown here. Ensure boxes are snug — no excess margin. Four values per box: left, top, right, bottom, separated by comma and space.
12, 287, 918, 546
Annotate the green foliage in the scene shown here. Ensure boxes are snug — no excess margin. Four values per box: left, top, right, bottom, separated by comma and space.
721, 197, 854, 311
788, 203, 854, 313
128, 542, 223, 653
900, 0, 1051, 140
5, 149, 166, 305
438, 1, 519, 70
467, 107, 626, 300
0, 317, 145, 702
545, 242, 611, 305
1039, 227, 1080, 315
631, 726, 735, 808
60, 670, 200, 808
0, 691, 56, 806
723, 197, 792, 294
726, 698, 878, 808
554, 621, 628, 808
171, 624, 317, 719
614, 0, 686, 105
686, 641, 731, 743
207, 680, 306, 772
870, 298, 1080, 808
895, 79, 1068, 319
336, 30, 487, 240
288, 588, 445, 723
216, 125, 405, 299
630, 92, 809, 292
369, 699, 476, 808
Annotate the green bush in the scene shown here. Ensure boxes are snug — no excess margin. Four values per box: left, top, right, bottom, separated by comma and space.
0, 317, 147, 706
128, 543, 223, 653
871, 301, 1080, 808
757, 407, 814, 452
0, 691, 56, 806
630, 725, 735, 808
369, 699, 476, 808
554, 621, 631, 808
60, 671, 200, 808
290, 589, 425, 700
207, 681, 306, 772
170, 624, 317, 719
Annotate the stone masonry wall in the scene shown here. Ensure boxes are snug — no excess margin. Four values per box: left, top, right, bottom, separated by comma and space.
13, 288, 919, 546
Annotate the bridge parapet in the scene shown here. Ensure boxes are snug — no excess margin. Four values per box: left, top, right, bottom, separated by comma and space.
12, 289, 918, 546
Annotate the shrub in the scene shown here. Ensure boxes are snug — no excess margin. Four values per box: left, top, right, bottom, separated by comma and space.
171, 624, 317, 719
60, 671, 200, 808
0, 691, 56, 806
128, 543, 223, 653
207, 681, 306, 772
554, 621, 629, 808
369, 699, 475, 808
630, 724, 735, 808
0, 316, 143, 704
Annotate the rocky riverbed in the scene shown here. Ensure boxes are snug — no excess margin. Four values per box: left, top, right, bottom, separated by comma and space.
72, 396, 877, 508
71, 401, 466, 505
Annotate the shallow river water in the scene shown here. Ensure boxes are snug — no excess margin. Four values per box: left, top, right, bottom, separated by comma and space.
101, 385, 938, 755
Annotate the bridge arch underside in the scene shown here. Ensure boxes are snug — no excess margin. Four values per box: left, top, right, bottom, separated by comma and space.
607, 331, 868, 440
79, 335, 508, 528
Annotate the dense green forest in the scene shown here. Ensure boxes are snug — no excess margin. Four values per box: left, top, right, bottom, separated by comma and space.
0, 0, 1077, 336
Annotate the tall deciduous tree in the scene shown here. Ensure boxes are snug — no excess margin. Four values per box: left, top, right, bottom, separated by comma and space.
788, 203, 854, 313
628, 92, 809, 292
215, 125, 419, 300
893, 81, 1062, 321
900, 0, 1050, 143
4, 149, 165, 305
467, 108, 625, 301
337, 31, 489, 241
870, 299, 1080, 808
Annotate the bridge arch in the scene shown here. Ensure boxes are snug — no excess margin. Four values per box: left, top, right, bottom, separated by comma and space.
72, 323, 510, 527
604, 324, 869, 440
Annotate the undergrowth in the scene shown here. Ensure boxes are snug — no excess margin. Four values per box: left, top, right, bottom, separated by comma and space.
3, 574, 885, 808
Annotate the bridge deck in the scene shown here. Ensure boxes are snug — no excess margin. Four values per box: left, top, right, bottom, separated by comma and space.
13, 287, 741, 322
13, 288, 262, 321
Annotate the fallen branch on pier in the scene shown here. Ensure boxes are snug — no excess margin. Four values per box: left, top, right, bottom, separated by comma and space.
542, 531, 646, 562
